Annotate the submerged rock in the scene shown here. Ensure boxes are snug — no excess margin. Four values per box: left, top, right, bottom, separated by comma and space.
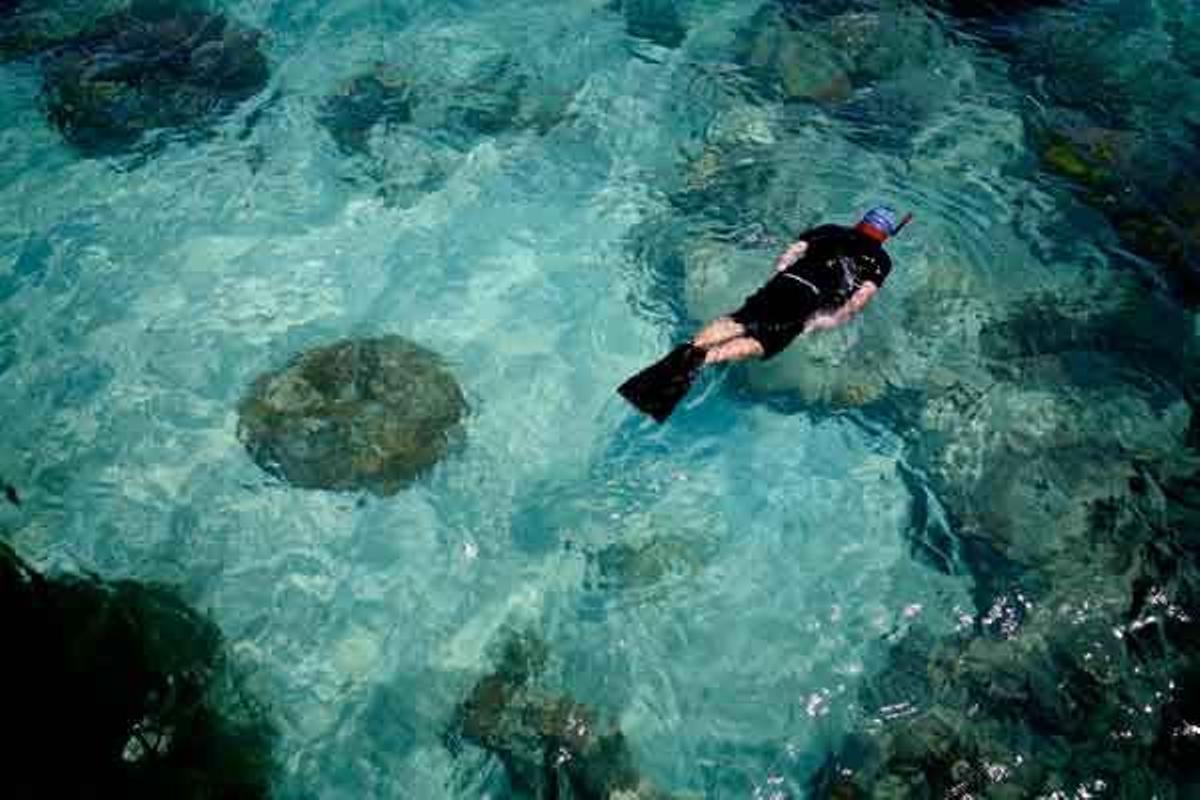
736, 5, 851, 104
585, 533, 710, 595
319, 64, 413, 158
817, 288, 1200, 796
1039, 124, 1137, 191
816, 501, 1200, 797
818, 461, 1200, 795
413, 54, 572, 140
1, 540, 276, 798
926, 0, 1065, 18
616, 0, 686, 49
439, 54, 528, 137
1035, 120, 1200, 303
512, 458, 722, 601
910, 373, 1190, 591
237, 335, 467, 495
443, 55, 582, 138
666, 105, 785, 238
950, 3, 1200, 302
892, 277, 1193, 585
41, 5, 269, 154
450, 631, 687, 799
317, 67, 455, 205
1107, 183, 1200, 304
0, 0, 128, 60
735, 4, 946, 109
318, 57, 571, 203
1026, 11, 1196, 125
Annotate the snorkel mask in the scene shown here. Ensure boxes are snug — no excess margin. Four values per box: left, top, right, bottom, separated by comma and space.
857, 206, 913, 241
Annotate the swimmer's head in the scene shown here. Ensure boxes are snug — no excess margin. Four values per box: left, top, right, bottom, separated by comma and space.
856, 206, 911, 242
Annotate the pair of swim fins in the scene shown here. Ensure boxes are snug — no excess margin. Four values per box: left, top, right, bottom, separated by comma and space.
616, 343, 706, 423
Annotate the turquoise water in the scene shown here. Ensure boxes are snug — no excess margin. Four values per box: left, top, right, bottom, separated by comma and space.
3, 1, 1200, 797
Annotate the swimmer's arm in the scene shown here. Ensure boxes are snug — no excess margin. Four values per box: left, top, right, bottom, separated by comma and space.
773, 239, 808, 273
803, 282, 878, 333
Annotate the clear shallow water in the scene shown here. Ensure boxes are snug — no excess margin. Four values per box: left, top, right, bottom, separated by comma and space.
3, 0, 1199, 797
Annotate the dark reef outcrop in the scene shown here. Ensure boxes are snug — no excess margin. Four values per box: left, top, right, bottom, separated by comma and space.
809, 281, 1200, 796
317, 57, 571, 204
40, 3, 269, 155
812, 454, 1200, 798
1035, 121, 1200, 303
0, 0, 128, 60
449, 631, 687, 799
616, 0, 686, 50
1, 540, 276, 799
319, 65, 413, 158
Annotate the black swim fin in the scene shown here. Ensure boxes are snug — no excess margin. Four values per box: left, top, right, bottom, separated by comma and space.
617, 344, 706, 422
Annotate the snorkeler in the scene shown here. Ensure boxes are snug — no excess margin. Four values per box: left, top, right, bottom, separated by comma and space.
618, 206, 911, 422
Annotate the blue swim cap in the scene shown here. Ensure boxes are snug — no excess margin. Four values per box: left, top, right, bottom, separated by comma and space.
860, 206, 900, 237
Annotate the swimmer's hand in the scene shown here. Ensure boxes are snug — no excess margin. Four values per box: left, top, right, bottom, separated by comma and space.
803, 282, 879, 333
774, 240, 808, 273
802, 313, 840, 333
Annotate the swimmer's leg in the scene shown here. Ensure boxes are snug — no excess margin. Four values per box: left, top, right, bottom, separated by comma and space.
692, 316, 746, 349
703, 336, 765, 365
617, 313, 767, 421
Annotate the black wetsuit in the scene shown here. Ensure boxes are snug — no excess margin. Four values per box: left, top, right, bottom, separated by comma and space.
729, 224, 892, 359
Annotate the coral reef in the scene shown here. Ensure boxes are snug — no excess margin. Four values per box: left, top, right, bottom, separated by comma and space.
319, 64, 413, 158
734, 1, 949, 128
925, 0, 1200, 303
319, 55, 572, 149
813, 454, 1200, 798
1035, 120, 1200, 302
735, 4, 853, 105
39, 2, 269, 154
810, 276, 1200, 796
616, 0, 686, 50
0, 0, 129, 60
317, 56, 572, 203
1, 540, 276, 799
237, 335, 467, 495
450, 631, 687, 799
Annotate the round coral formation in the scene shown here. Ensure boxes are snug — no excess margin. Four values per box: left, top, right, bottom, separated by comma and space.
237, 335, 467, 495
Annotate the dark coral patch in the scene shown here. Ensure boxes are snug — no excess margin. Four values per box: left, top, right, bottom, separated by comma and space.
40, 6, 269, 154
1, 541, 276, 799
